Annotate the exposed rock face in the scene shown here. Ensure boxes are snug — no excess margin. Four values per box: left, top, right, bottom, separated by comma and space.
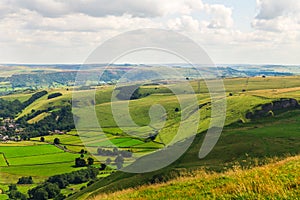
246, 98, 299, 119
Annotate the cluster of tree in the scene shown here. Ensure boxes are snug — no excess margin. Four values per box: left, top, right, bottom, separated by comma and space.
0, 90, 47, 119
97, 147, 132, 158
7, 184, 27, 200
75, 155, 94, 167
0, 99, 23, 118
46, 167, 99, 188
47, 92, 62, 99
18, 106, 75, 137
27, 167, 99, 200
28, 182, 61, 200
17, 176, 33, 184
104, 155, 124, 169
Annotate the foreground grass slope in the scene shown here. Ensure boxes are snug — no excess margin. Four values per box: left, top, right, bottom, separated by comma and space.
92, 155, 300, 200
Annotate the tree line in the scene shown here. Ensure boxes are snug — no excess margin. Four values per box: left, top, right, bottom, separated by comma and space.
8, 167, 100, 200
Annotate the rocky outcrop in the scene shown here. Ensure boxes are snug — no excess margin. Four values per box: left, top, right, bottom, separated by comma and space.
246, 98, 299, 119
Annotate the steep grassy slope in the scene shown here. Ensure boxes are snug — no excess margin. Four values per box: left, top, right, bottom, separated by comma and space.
70, 109, 300, 199
92, 155, 300, 200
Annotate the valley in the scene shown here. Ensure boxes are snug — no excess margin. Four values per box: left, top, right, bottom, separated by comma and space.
0, 73, 299, 199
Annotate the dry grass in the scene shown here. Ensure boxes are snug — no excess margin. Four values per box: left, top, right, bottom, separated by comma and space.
91, 155, 300, 200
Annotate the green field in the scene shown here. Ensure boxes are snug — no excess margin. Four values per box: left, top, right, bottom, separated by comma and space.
0, 143, 85, 187
0, 144, 62, 158
8, 152, 78, 166
0, 154, 7, 167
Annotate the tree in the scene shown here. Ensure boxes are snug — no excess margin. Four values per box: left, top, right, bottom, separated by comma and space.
8, 190, 27, 200
115, 155, 124, 169
174, 107, 180, 112
80, 149, 85, 154
17, 176, 33, 184
100, 163, 106, 170
40, 137, 45, 142
87, 157, 94, 166
8, 184, 17, 191
44, 183, 60, 199
33, 188, 48, 200
75, 157, 86, 167
113, 147, 118, 155
116, 162, 123, 170
54, 138, 60, 144
105, 158, 112, 165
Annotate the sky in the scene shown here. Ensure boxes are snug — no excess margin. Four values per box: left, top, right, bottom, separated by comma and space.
0, 0, 300, 64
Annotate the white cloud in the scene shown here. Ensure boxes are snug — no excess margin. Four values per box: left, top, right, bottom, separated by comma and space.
253, 0, 300, 32
167, 15, 200, 32
204, 4, 233, 29
0, 0, 299, 64
255, 0, 300, 20
5, 0, 204, 18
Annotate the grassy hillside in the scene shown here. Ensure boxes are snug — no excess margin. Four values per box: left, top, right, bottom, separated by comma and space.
1, 76, 300, 199
70, 108, 300, 199
92, 155, 300, 200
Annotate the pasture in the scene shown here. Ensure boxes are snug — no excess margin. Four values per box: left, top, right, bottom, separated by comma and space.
0, 144, 84, 185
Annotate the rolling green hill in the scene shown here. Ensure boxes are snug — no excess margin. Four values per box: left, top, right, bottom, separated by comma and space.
0, 76, 300, 199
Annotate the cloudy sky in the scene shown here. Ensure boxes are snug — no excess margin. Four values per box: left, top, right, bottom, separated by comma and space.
0, 0, 299, 64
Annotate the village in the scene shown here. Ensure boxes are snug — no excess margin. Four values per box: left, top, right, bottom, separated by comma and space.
0, 118, 22, 142
0, 117, 65, 142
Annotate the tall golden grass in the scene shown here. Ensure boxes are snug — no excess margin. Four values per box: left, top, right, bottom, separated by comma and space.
91, 155, 300, 200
